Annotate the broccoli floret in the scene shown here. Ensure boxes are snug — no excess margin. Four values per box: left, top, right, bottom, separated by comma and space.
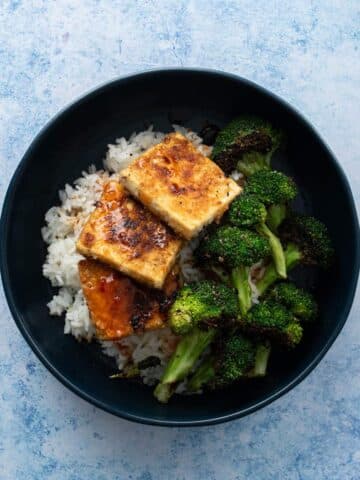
284, 323, 304, 346
228, 194, 287, 278
188, 333, 271, 391
257, 215, 334, 295
215, 333, 256, 386
168, 281, 238, 335
280, 214, 334, 269
153, 328, 216, 403
198, 225, 270, 268
245, 170, 297, 238
245, 170, 298, 205
228, 194, 267, 227
267, 282, 317, 322
197, 226, 270, 315
212, 115, 283, 175
242, 301, 303, 347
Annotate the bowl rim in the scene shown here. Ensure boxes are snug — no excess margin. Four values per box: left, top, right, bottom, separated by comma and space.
1, 67, 359, 427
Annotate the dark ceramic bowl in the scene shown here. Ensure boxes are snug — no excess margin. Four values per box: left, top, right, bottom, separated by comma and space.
1, 69, 359, 426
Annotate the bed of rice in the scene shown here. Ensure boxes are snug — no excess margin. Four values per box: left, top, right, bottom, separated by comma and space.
41, 125, 212, 386
42, 125, 261, 388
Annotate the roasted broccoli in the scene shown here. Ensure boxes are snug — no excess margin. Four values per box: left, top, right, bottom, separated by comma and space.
228, 194, 267, 227
213, 333, 256, 386
228, 194, 287, 278
267, 282, 317, 322
212, 115, 283, 175
197, 226, 270, 268
188, 332, 271, 391
168, 281, 238, 335
241, 301, 303, 347
187, 354, 216, 392
257, 215, 334, 295
280, 214, 334, 269
249, 342, 272, 377
245, 169, 297, 249
197, 225, 270, 315
245, 170, 298, 205
256, 243, 301, 294
153, 328, 216, 403
266, 203, 288, 233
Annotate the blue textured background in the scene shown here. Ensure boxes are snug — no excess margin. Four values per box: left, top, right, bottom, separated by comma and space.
1, 1, 359, 479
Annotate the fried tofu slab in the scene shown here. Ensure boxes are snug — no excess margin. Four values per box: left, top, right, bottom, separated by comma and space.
76, 181, 182, 289
120, 132, 241, 239
78, 259, 178, 340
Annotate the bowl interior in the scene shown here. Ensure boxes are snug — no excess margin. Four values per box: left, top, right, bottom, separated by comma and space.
1, 70, 359, 426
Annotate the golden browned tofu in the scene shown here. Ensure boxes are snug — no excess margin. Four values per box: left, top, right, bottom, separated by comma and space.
119, 132, 241, 239
78, 259, 179, 340
76, 181, 182, 289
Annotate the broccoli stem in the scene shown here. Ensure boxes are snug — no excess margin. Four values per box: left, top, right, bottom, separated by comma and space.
256, 222, 287, 279
187, 355, 216, 392
256, 243, 302, 295
284, 242, 303, 269
154, 328, 216, 403
255, 263, 278, 296
248, 342, 271, 377
231, 265, 252, 316
266, 204, 287, 233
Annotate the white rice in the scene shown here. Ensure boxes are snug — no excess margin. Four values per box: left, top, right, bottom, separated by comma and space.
42, 125, 208, 381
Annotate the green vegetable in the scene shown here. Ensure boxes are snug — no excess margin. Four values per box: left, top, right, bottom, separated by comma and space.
267, 282, 317, 322
245, 170, 298, 205
256, 243, 301, 295
257, 215, 334, 295
247, 341, 272, 377
168, 281, 238, 335
228, 194, 267, 228
215, 333, 256, 386
266, 203, 288, 233
198, 226, 270, 268
228, 194, 287, 278
188, 333, 271, 391
197, 225, 270, 315
212, 115, 283, 175
242, 301, 303, 347
153, 328, 216, 403
280, 214, 334, 269
187, 355, 216, 392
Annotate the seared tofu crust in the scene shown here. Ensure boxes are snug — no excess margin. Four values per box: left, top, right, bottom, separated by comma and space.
76, 181, 182, 289
120, 132, 242, 239
78, 259, 179, 340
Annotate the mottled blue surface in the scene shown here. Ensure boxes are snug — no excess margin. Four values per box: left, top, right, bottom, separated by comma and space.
1, 1, 359, 478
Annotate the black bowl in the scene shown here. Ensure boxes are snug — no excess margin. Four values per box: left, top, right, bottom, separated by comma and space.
1, 69, 359, 426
